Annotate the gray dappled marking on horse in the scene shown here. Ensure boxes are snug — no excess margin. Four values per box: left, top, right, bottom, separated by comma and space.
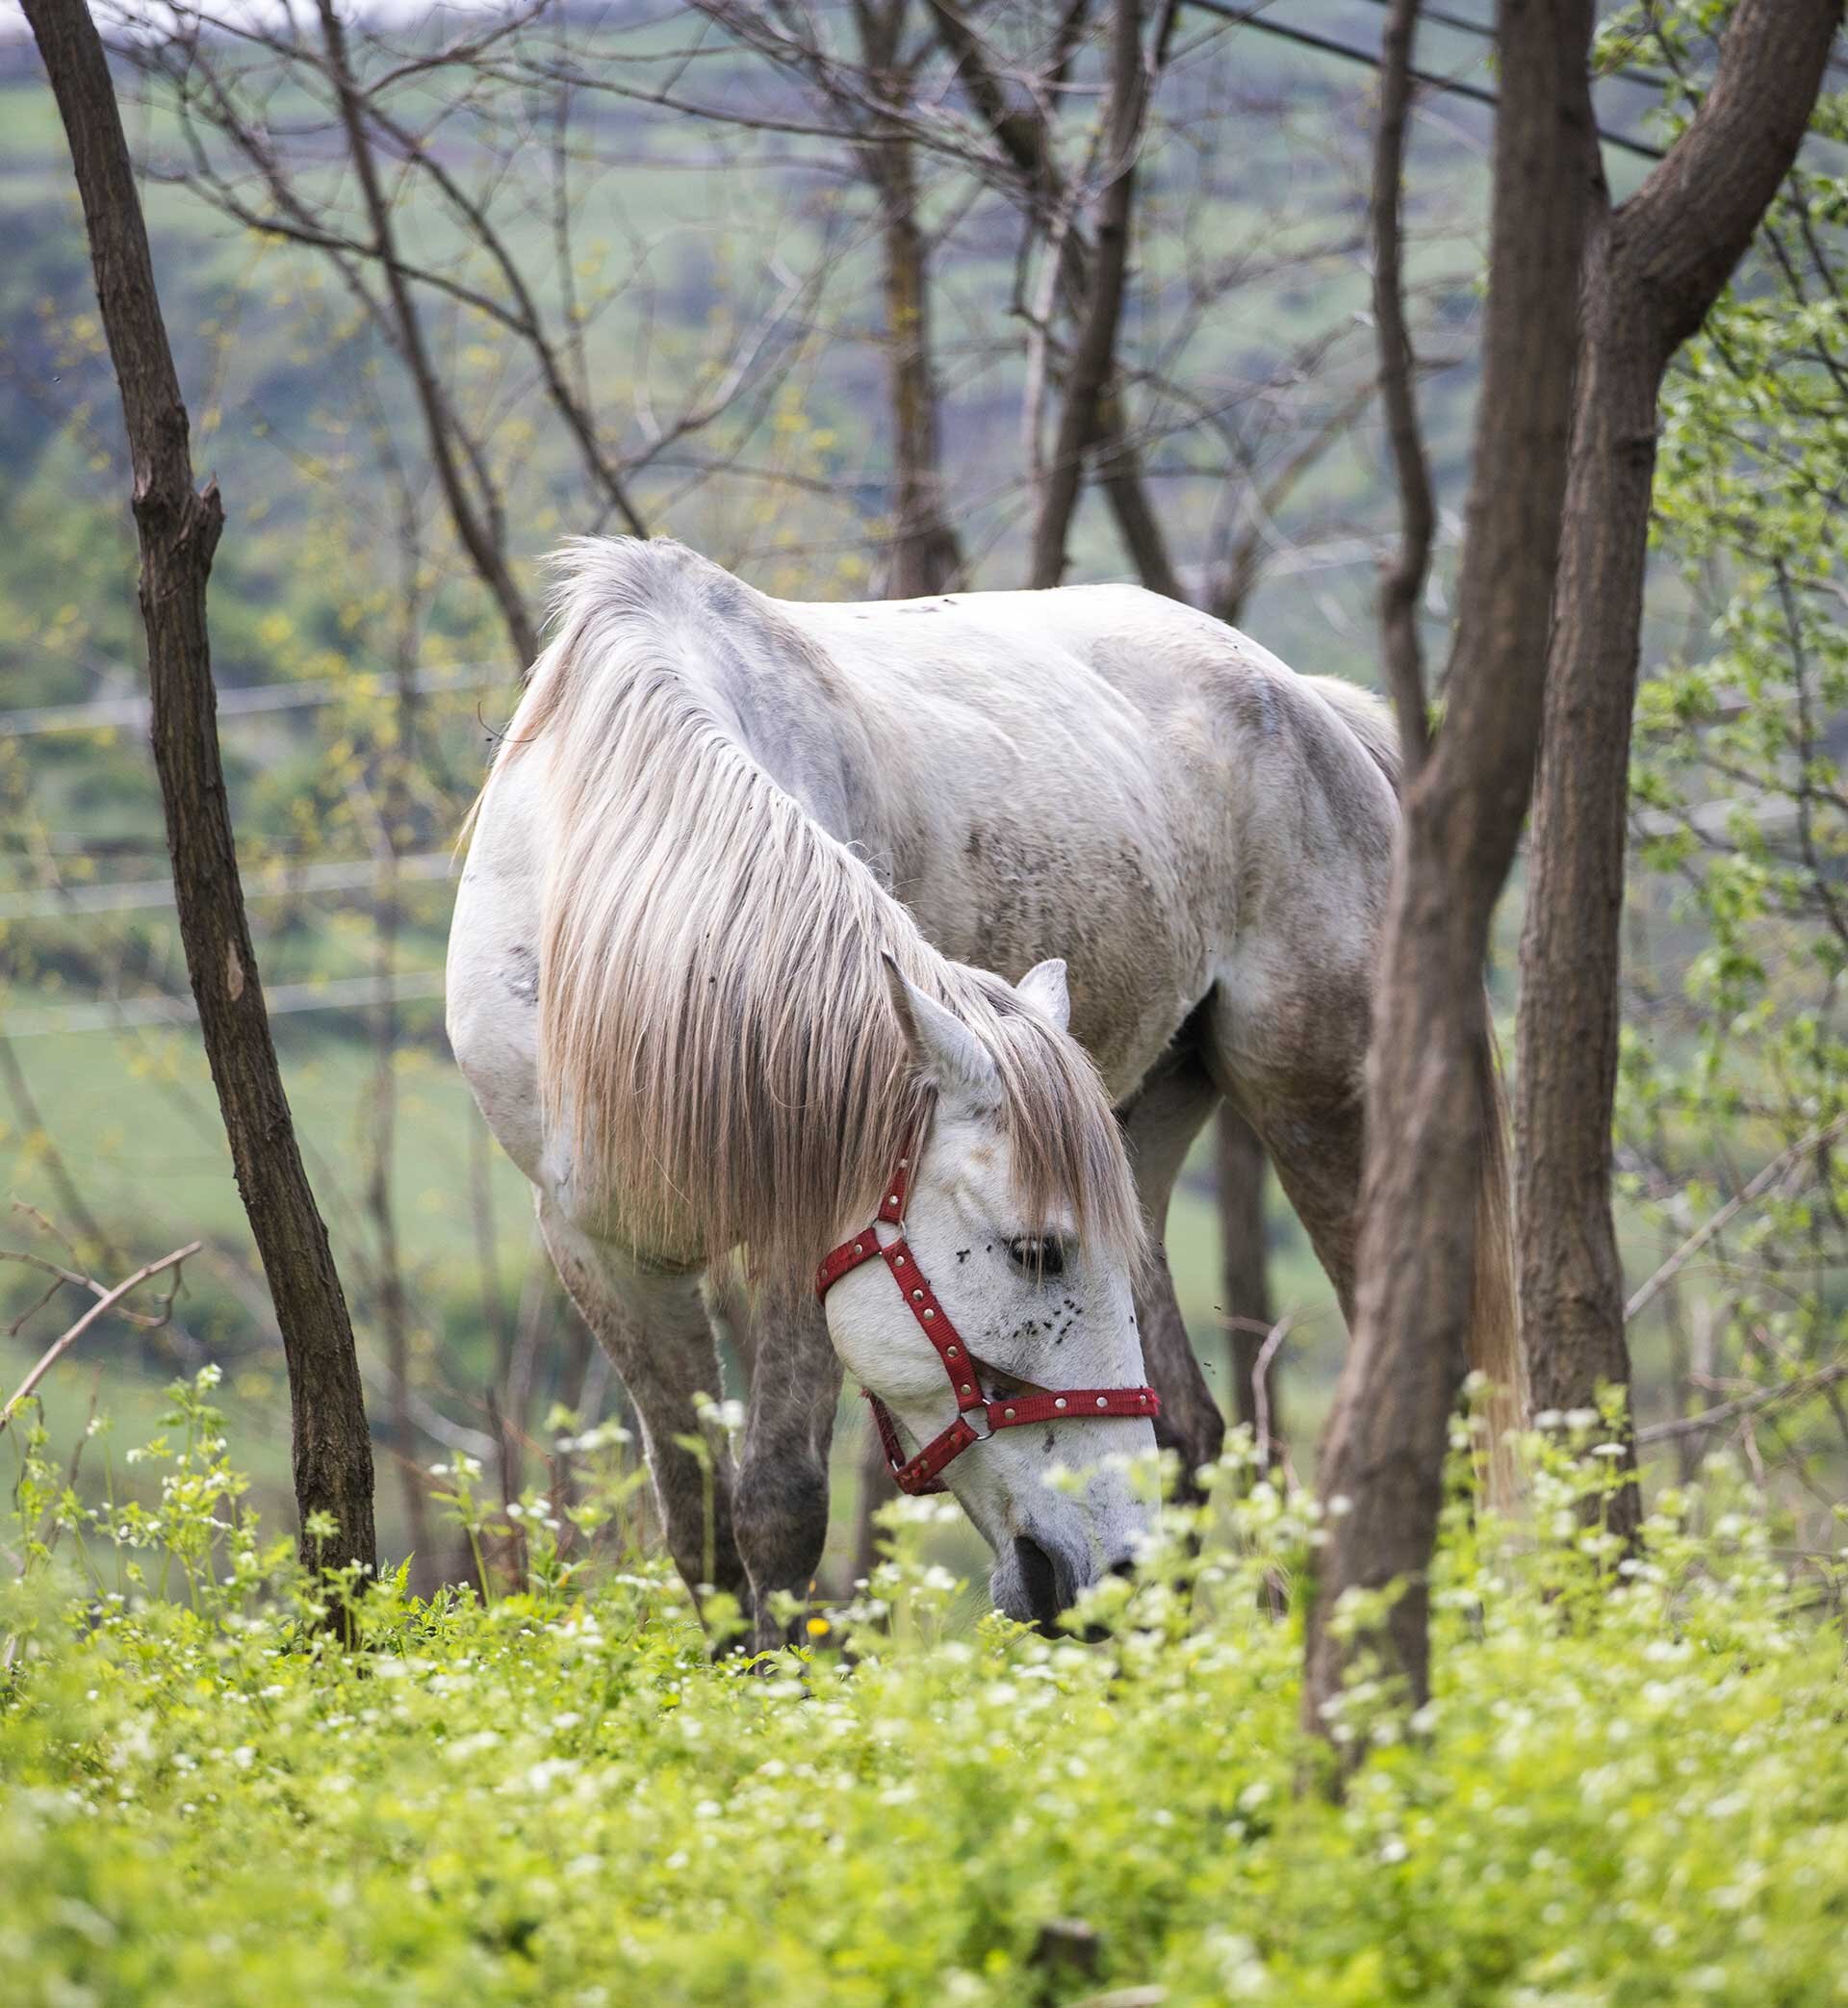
446, 537, 1516, 1647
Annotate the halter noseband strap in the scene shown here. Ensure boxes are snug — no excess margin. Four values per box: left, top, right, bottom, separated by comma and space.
813, 1145, 1160, 1496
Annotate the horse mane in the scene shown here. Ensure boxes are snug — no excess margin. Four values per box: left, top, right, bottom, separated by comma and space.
491, 537, 1144, 1295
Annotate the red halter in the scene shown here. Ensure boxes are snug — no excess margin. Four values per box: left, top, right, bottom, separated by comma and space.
814, 1144, 1161, 1495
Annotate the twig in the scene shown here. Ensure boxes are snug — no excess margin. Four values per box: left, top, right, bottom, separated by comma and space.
1250, 1311, 1294, 1462
1626, 1115, 1848, 1326
1188, 0, 1666, 164
0, 1241, 202, 1432
1636, 1361, 1848, 1448
4, 1245, 182, 1337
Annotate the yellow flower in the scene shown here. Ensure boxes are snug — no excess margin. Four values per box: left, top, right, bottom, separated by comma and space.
805, 1617, 831, 1639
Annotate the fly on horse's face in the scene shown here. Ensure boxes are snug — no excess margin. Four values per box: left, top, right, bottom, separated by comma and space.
820, 958, 1158, 1630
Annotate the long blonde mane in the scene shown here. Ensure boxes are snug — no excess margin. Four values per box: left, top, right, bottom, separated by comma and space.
490, 539, 1143, 1294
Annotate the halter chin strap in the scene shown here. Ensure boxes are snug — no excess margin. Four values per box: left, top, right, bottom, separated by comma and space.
813, 1145, 1160, 1496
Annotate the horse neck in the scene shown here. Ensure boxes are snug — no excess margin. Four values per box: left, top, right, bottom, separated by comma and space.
677, 608, 891, 867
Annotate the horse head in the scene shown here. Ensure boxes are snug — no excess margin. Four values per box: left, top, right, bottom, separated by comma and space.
819, 957, 1158, 1631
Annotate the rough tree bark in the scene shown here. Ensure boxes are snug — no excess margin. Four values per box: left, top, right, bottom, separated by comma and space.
870, 138, 964, 595
1370, 0, 1436, 781
1302, 0, 1595, 1758
1515, 0, 1840, 1541
855, 0, 965, 596
24, 0, 377, 1578
1028, 0, 1148, 587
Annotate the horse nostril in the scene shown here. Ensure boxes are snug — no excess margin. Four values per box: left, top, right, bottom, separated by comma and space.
1107, 1554, 1138, 1583
1012, 1535, 1065, 1630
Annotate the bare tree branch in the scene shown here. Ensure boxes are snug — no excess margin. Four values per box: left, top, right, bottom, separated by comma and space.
931, 0, 1185, 597
1626, 1115, 1848, 1327
852, 0, 965, 592
312, 0, 537, 672
1636, 1362, 1848, 1448
1370, 0, 1434, 778
1, 1241, 200, 1433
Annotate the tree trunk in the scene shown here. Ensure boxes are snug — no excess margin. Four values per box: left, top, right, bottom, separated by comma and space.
1091, 388, 1187, 604
24, 0, 376, 1579
857, 4, 964, 602
1371, 0, 1436, 779
1216, 1108, 1278, 1453
1515, 0, 1838, 1547
1029, 0, 1146, 588
1302, 0, 1595, 1762
874, 149, 963, 596
1515, 223, 1654, 1532
928, 0, 1183, 600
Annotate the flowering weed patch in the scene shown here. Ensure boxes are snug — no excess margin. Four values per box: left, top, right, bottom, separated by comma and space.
3, 1374, 1845, 2006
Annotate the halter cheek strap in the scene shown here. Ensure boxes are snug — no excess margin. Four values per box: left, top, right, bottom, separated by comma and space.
814, 1147, 1160, 1496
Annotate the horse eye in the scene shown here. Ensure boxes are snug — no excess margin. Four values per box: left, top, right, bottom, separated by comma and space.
1005, 1236, 1065, 1279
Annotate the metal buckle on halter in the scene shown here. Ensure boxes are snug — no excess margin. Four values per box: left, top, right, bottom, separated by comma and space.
962, 1402, 994, 1443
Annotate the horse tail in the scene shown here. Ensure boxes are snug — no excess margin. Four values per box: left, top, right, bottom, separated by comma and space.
1311, 673, 1523, 1474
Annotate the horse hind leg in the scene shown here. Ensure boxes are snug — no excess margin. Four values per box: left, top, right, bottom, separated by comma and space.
536, 1198, 750, 1613
1117, 1036, 1228, 1488
1202, 981, 1367, 1330
1208, 977, 1522, 1486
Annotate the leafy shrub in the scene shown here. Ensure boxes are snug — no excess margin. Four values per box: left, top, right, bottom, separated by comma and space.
2, 1374, 1845, 2007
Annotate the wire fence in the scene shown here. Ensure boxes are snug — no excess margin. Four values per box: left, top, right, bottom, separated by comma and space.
0, 663, 504, 739
0, 850, 458, 921
1, 968, 448, 1040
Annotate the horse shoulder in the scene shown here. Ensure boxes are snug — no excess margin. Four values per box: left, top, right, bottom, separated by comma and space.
447, 748, 556, 1186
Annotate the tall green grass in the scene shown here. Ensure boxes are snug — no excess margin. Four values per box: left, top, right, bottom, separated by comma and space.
3, 1373, 1842, 2006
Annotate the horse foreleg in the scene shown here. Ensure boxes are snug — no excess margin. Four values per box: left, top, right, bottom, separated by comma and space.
536, 1201, 750, 1612
735, 1297, 842, 1652
1118, 1040, 1227, 1489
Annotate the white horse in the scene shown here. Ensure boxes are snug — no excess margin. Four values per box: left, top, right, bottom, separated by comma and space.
447, 537, 1514, 1641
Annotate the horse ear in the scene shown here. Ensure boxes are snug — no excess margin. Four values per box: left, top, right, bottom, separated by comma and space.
1015, 957, 1070, 1034
881, 954, 999, 1104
